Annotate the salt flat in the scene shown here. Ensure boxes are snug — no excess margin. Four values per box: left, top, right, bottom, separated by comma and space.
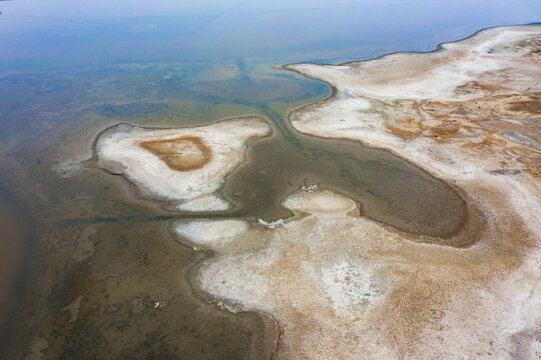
184, 25, 541, 359
96, 25, 541, 360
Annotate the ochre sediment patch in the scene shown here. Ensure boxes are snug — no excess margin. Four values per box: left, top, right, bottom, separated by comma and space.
171, 25, 541, 360
139, 136, 212, 171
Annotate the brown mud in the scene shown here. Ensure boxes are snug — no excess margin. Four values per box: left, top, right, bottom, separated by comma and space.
139, 136, 212, 172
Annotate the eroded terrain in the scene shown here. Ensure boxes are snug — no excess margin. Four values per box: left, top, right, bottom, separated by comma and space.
91, 25, 541, 359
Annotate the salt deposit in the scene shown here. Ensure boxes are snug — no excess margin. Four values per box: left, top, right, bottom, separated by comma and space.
95, 117, 271, 211
97, 25, 541, 359
183, 25, 541, 359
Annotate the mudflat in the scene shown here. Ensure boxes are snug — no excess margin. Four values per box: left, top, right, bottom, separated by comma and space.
84, 25, 540, 359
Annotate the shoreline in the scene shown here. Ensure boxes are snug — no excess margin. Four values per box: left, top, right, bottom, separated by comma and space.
85, 107, 471, 240
192, 24, 540, 358
53, 23, 541, 359
3, 16, 538, 359
166, 218, 281, 360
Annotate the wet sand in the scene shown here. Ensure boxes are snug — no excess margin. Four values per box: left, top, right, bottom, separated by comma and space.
221, 119, 468, 240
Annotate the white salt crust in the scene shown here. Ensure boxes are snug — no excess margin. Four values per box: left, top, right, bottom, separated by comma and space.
174, 194, 230, 212
96, 117, 270, 210
182, 26, 541, 359
282, 189, 356, 214
173, 219, 249, 249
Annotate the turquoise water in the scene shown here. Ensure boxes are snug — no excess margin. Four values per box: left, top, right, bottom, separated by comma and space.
1, 1, 540, 358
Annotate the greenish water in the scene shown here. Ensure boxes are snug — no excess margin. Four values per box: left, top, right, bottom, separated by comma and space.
1, 2, 540, 358
0, 58, 465, 359
0, 59, 335, 360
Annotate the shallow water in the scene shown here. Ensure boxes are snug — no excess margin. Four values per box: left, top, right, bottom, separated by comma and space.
1, 2, 540, 358
0, 57, 465, 359
222, 101, 465, 238
0, 190, 33, 337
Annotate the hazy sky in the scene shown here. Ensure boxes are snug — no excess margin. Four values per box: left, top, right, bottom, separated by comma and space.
1, 0, 538, 19
2, 0, 370, 18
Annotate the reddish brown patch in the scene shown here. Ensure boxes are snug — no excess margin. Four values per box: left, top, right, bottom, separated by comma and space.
528, 36, 541, 55
139, 136, 212, 171
455, 81, 503, 95
386, 125, 420, 139
430, 123, 461, 138
507, 95, 541, 114
385, 115, 423, 139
